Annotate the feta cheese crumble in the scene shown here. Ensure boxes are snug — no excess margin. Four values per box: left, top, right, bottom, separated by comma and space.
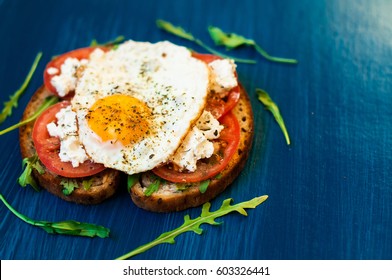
208, 59, 238, 92
50, 58, 88, 97
47, 105, 89, 167
171, 111, 224, 172
46, 67, 59, 75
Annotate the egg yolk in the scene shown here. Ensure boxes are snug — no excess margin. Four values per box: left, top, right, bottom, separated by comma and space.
87, 95, 153, 146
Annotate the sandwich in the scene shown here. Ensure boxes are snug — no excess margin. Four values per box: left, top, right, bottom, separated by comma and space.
19, 40, 254, 212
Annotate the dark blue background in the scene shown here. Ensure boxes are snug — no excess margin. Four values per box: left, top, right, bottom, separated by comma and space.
0, 0, 391, 260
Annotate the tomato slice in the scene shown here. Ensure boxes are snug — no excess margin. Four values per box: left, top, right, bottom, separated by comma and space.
192, 53, 240, 119
43, 46, 109, 96
152, 112, 240, 183
32, 101, 106, 178
205, 86, 240, 119
192, 53, 222, 64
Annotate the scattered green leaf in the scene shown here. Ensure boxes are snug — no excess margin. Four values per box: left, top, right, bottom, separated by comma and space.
60, 179, 79, 196
17, 154, 44, 191
0, 96, 59, 136
127, 174, 140, 193
115, 195, 268, 259
175, 183, 191, 192
156, 19, 256, 64
198, 179, 210, 194
0, 193, 109, 238
90, 35, 125, 47
144, 178, 161, 197
156, 20, 195, 41
0, 52, 43, 124
82, 178, 93, 191
208, 26, 297, 64
208, 26, 255, 49
256, 88, 291, 145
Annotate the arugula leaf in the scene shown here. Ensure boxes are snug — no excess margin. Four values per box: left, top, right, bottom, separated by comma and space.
0, 193, 109, 238
17, 154, 44, 192
90, 35, 125, 47
115, 195, 268, 259
60, 179, 79, 196
156, 19, 256, 64
144, 178, 161, 197
256, 88, 291, 145
198, 179, 210, 194
156, 20, 195, 41
175, 183, 191, 191
0, 96, 59, 136
0, 52, 43, 124
82, 178, 93, 191
208, 26, 297, 64
39, 220, 109, 238
208, 26, 255, 49
127, 174, 140, 193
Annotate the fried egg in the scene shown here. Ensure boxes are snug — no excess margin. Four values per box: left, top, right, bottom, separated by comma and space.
71, 41, 210, 175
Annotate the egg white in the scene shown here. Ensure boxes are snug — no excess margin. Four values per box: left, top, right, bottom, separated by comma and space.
71, 40, 210, 175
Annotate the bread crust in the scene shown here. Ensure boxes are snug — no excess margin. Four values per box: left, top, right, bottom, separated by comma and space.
130, 85, 254, 212
19, 86, 122, 205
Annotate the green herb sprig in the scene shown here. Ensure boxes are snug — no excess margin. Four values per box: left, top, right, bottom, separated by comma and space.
18, 154, 44, 191
208, 26, 297, 64
61, 179, 80, 196
127, 174, 140, 193
0, 193, 110, 238
198, 179, 210, 194
0, 52, 43, 124
0, 96, 58, 136
116, 195, 268, 259
144, 178, 161, 197
90, 35, 125, 47
60, 178, 95, 195
156, 19, 256, 64
82, 178, 93, 191
256, 88, 291, 145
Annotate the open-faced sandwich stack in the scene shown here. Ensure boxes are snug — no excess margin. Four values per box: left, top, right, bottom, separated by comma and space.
19, 40, 254, 211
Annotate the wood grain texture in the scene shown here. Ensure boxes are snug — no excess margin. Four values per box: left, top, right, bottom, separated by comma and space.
0, 0, 391, 260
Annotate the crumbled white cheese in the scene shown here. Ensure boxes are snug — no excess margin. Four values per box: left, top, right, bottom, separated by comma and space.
195, 110, 224, 139
47, 105, 88, 167
89, 48, 105, 60
208, 59, 238, 92
46, 67, 59, 75
171, 111, 223, 172
50, 58, 88, 97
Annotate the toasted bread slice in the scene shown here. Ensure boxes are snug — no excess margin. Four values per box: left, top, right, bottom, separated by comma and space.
130, 85, 254, 212
19, 86, 122, 205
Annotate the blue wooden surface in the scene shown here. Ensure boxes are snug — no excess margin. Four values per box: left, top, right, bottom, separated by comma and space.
0, 0, 391, 260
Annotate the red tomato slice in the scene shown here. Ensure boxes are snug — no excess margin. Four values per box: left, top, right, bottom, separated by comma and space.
32, 101, 106, 178
43, 46, 109, 96
192, 53, 240, 119
205, 86, 240, 119
192, 53, 222, 64
152, 112, 240, 183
